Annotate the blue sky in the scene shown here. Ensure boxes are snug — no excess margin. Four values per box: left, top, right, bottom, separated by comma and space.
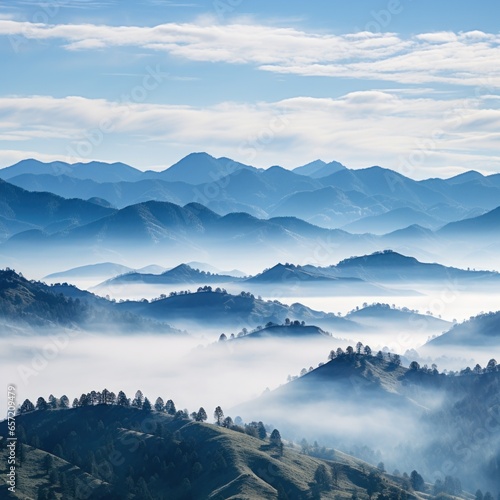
0, 0, 499, 177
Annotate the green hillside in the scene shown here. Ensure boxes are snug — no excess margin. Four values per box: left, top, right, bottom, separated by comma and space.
0, 404, 429, 500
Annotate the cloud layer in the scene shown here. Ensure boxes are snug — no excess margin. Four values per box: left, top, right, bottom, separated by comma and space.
1, 91, 499, 176
2, 19, 500, 88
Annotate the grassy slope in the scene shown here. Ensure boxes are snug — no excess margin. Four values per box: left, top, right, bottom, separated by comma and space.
0, 405, 423, 500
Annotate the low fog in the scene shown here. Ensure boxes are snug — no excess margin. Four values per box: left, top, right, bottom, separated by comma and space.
0, 331, 344, 419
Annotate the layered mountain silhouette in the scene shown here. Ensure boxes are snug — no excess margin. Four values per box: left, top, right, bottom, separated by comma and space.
0, 179, 114, 240
117, 288, 357, 332
0, 159, 142, 183
3, 154, 500, 233
1, 194, 374, 266
100, 263, 241, 287
314, 250, 500, 283
438, 206, 500, 238
342, 207, 444, 234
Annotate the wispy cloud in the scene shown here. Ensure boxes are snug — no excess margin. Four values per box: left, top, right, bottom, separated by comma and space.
1, 91, 499, 176
1, 19, 500, 88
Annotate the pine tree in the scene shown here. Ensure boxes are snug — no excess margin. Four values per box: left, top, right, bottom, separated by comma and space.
132, 390, 144, 409
142, 397, 152, 411
257, 421, 267, 440
214, 406, 224, 425
154, 397, 164, 412
410, 470, 425, 492
101, 388, 113, 405
19, 399, 35, 414
165, 399, 176, 415
195, 407, 207, 422
222, 416, 233, 428
59, 395, 70, 408
314, 464, 331, 491
117, 391, 129, 407
270, 429, 284, 455
36, 397, 49, 411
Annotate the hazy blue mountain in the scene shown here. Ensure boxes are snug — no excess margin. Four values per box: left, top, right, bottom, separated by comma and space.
3, 156, 500, 226
0, 269, 179, 334
54, 201, 212, 244
320, 166, 453, 208
0, 179, 115, 234
5, 156, 500, 233
0, 215, 38, 242
342, 207, 443, 234
44, 262, 134, 280
382, 224, 439, 242
438, 205, 500, 238
0, 159, 72, 178
446, 170, 486, 185
138, 264, 168, 274
198, 166, 321, 209
246, 263, 335, 283
229, 323, 333, 341
244, 263, 395, 295
142, 152, 257, 184
186, 261, 247, 277
325, 250, 500, 282
419, 173, 500, 211
293, 159, 347, 178
101, 263, 241, 287
0, 159, 142, 183
6, 173, 196, 209
86, 196, 115, 208
117, 288, 355, 331
268, 186, 389, 227
486, 172, 500, 188
346, 303, 451, 330
1, 199, 373, 267
426, 311, 500, 347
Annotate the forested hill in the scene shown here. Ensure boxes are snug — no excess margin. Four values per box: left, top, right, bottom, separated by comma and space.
1, 399, 438, 500
0, 269, 179, 334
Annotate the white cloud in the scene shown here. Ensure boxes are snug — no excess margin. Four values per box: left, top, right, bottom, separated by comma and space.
1, 91, 499, 177
1, 19, 500, 88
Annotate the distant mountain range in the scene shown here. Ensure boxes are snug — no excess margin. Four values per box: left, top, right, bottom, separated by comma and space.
1, 155, 499, 270
2, 153, 500, 233
1, 267, 451, 342
0, 178, 114, 238
57, 252, 500, 303
0, 183, 375, 265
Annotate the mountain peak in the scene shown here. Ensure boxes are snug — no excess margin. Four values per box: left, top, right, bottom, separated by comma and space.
152, 152, 255, 184
337, 250, 418, 267
293, 159, 346, 178
446, 170, 485, 184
